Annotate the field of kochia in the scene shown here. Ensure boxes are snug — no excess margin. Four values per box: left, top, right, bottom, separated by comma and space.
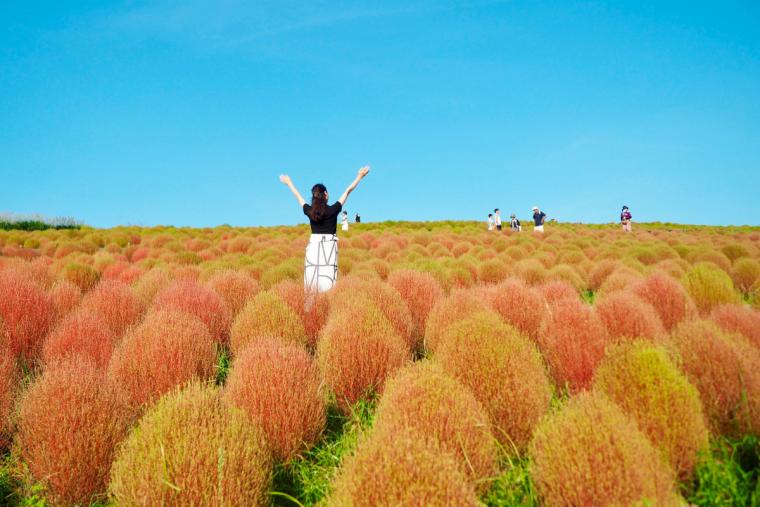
0, 220, 759, 506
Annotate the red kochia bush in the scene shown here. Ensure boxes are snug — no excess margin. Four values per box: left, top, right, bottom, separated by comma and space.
224, 338, 326, 462
109, 383, 271, 506
0, 344, 18, 446
330, 276, 415, 350
387, 269, 444, 341
230, 290, 306, 354
538, 280, 579, 305
423, 289, 491, 353
632, 271, 691, 331
272, 279, 329, 349
373, 361, 498, 492
711, 304, 760, 349
328, 430, 478, 507
435, 311, 552, 451
17, 359, 132, 506
670, 320, 757, 436
47, 279, 81, 323
595, 291, 664, 343
79, 280, 143, 339
207, 269, 260, 316
42, 310, 115, 369
317, 299, 409, 413
530, 392, 678, 506
0, 268, 54, 362
593, 342, 709, 481
152, 279, 232, 344
486, 278, 545, 340
538, 298, 609, 393
109, 310, 217, 408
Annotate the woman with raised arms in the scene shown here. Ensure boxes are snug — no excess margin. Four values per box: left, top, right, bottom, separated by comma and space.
279, 166, 370, 293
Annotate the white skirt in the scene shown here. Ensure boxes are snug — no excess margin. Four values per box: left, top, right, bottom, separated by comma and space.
304, 234, 338, 293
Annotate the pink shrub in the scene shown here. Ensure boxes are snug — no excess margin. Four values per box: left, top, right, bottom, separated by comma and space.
486, 279, 545, 340
424, 289, 492, 353
79, 280, 143, 339
42, 310, 115, 369
230, 290, 307, 353
224, 337, 326, 462
109, 310, 217, 408
595, 291, 664, 342
538, 299, 609, 393
632, 272, 691, 331
0, 268, 54, 362
711, 304, 760, 349
387, 269, 443, 341
152, 279, 232, 344
207, 269, 260, 316
47, 279, 82, 323
538, 280, 579, 305
0, 345, 18, 447
272, 279, 329, 348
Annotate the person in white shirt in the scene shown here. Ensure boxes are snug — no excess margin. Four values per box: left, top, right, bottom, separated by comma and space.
494, 208, 503, 231
487, 213, 494, 231
341, 211, 349, 231
532, 206, 546, 233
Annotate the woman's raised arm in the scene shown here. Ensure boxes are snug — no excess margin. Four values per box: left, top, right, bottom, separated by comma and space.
338, 166, 370, 205
279, 174, 306, 207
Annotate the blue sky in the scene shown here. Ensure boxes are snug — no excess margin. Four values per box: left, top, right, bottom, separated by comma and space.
1, 1, 759, 227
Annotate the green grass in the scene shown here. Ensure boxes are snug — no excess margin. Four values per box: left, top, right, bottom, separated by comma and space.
688, 436, 760, 507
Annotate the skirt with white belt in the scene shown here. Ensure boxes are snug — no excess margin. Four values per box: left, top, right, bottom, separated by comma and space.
304, 233, 338, 293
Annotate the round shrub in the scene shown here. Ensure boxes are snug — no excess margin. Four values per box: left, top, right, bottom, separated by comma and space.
60, 262, 100, 291
0, 345, 17, 447
47, 279, 81, 323
731, 257, 760, 294
435, 311, 552, 451
230, 290, 306, 354
17, 359, 132, 506
42, 310, 115, 368
423, 289, 491, 353
330, 276, 414, 350
328, 430, 478, 507
387, 269, 443, 341
595, 291, 664, 342
683, 262, 740, 314
538, 280, 579, 305
272, 279, 329, 348
80, 280, 143, 339
477, 259, 510, 284
670, 320, 756, 436
0, 268, 54, 362
133, 268, 172, 307
530, 392, 679, 506
109, 310, 217, 408
537, 299, 608, 393
317, 299, 409, 413
207, 269, 260, 316
224, 338, 326, 462
152, 279, 232, 344
486, 279, 545, 339
593, 341, 709, 481
109, 382, 271, 506
632, 271, 691, 331
711, 304, 760, 349
373, 361, 498, 491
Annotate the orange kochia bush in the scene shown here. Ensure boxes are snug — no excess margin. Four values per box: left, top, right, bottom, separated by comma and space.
423, 289, 491, 353
710, 304, 760, 349
0, 344, 18, 446
485, 278, 545, 340
207, 269, 260, 316
79, 280, 143, 339
42, 310, 115, 368
224, 337, 326, 462
632, 271, 691, 331
317, 299, 409, 413
595, 291, 664, 342
109, 310, 217, 408
16, 359, 133, 506
152, 279, 232, 344
272, 279, 329, 348
387, 269, 444, 341
0, 267, 54, 362
230, 290, 306, 353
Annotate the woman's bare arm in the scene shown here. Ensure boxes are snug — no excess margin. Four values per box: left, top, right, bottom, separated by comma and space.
338, 166, 370, 205
279, 174, 307, 207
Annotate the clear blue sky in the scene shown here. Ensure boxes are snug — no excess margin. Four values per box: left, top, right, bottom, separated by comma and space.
1, 1, 759, 227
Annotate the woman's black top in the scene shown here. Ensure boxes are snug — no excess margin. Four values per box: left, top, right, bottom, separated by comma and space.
303, 202, 343, 234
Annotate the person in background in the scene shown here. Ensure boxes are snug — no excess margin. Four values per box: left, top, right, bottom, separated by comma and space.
341, 211, 349, 232
487, 213, 494, 231
620, 205, 632, 232
355, 213, 361, 223
494, 209, 503, 231
532, 206, 546, 233
510, 213, 521, 232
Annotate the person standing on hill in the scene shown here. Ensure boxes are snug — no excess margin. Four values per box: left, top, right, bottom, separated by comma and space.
494, 209, 503, 231
341, 211, 349, 231
355, 213, 361, 223
510, 214, 521, 232
279, 166, 370, 293
620, 205, 632, 232
532, 206, 546, 233
487, 213, 495, 231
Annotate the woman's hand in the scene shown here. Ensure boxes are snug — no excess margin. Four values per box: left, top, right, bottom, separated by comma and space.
358, 166, 370, 178
279, 174, 292, 185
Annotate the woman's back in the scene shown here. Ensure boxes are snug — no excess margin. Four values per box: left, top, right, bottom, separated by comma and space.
303, 202, 343, 234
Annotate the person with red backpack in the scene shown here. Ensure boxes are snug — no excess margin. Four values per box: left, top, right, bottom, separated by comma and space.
620, 205, 632, 232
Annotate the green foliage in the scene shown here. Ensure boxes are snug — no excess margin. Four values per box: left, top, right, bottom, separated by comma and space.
0, 221, 79, 232
215, 346, 230, 385
484, 456, 538, 507
688, 436, 759, 507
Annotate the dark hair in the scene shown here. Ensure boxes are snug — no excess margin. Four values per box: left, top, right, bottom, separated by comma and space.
488, 213, 493, 217
494, 208, 499, 213
308, 184, 328, 221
